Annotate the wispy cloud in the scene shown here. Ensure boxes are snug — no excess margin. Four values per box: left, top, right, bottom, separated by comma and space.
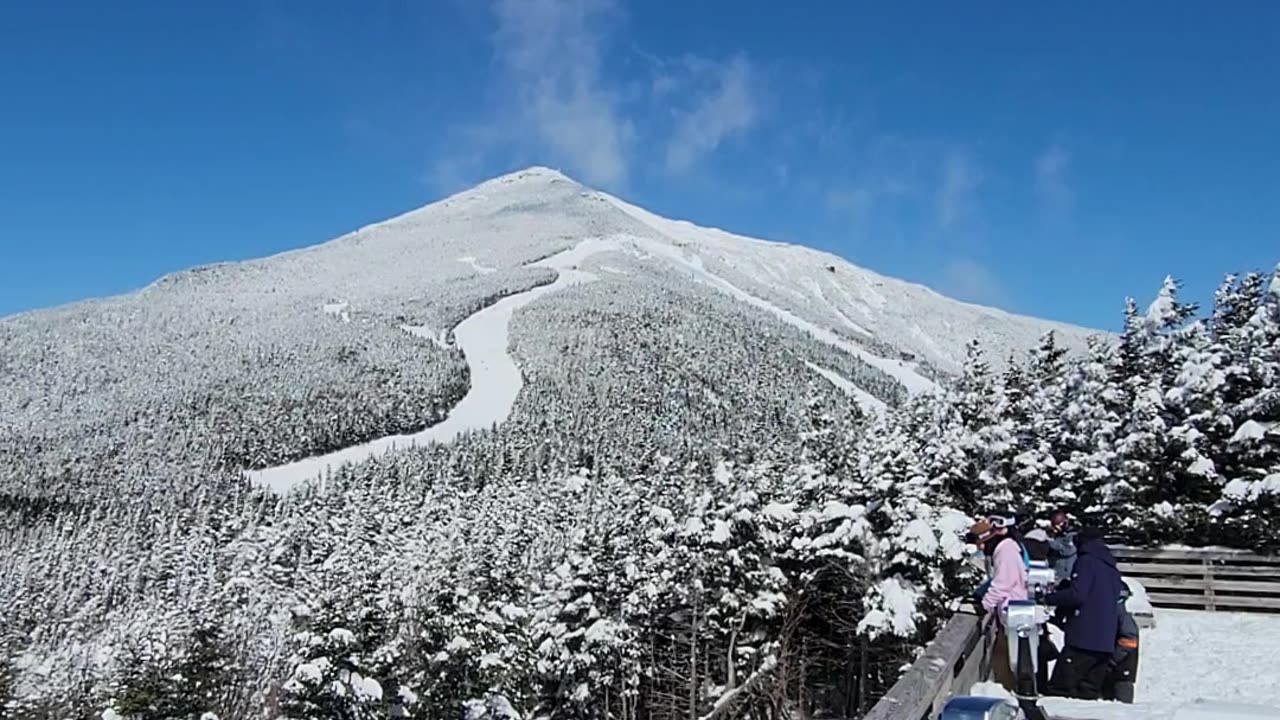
826, 186, 876, 218
939, 258, 1007, 306
1035, 143, 1072, 215
491, 0, 630, 187
825, 168, 916, 224
425, 1, 765, 190
936, 149, 982, 230
664, 55, 760, 175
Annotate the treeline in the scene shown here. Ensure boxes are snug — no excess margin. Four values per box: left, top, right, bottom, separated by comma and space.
937, 270, 1279, 549
0, 434, 974, 720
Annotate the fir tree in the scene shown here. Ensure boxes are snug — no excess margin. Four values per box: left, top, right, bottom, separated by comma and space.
0, 632, 15, 720
278, 598, 399, 720
1058, 336, 1122, 520
110, 633, 198, 720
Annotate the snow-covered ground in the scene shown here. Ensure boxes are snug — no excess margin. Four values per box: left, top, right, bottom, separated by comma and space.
972, 609, 1280, 719
247, 241, 609, 493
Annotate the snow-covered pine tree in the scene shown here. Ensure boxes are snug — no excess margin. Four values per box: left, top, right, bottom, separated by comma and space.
529, 525, 638, 720
0, 631, 15, 720
1211, 268, 1280, 547
277, 594, 400, 720
108, 628, 210, 720
1016, 332, 1072, 517
855, 413, 970, 643
943, 340, 1005, 511
406, 586, 532, 720
1108, 278, 1200, 542
799, 380, 862, 478
173, 622, 236, 720
1161, 312, 1228, 516
1212, 272, 1267, 410
981, 358, 1033, 514
1057, 336, 1123, 521
695, 464, 793, 697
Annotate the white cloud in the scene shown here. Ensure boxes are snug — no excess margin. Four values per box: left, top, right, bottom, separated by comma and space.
664, 55, 760, 175
825, 162, 918, 226
1035, 143, 1072, 214
936, 149, 982, 230
427, 2, 764, 189
826, 186, 876, 218
491, 0, 630, 187
939, 258, 1006, 306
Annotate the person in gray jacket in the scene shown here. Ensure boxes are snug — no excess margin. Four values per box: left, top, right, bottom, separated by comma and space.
1047, 510, 1078, 581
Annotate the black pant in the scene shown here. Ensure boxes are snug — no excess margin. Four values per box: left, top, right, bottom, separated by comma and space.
1038, 630, 1059, 693
1103, 649, 1139, 703
1048, 646, 1112, 700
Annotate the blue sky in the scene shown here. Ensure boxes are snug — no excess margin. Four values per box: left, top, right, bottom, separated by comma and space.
2, 1, 1277, 328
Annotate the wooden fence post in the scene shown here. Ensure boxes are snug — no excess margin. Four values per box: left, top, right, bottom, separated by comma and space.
1204, 557, 1216, 611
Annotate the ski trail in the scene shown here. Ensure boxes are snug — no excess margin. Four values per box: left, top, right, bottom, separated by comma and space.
807, 278, 873, 337
599, 192, 936, 395
804, 361, 887, 412
247, 240, 612, 493
619, 233, 937, 395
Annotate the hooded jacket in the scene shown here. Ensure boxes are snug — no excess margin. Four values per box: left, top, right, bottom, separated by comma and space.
1044, 533, 1124, 653
1113, 598, 1140, 664
981, 534, 1029, 615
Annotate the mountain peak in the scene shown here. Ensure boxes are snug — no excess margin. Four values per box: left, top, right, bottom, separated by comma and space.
490, 165, 579, 185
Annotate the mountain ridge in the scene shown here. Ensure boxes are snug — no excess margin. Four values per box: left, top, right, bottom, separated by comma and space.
12, 165, 1101, 345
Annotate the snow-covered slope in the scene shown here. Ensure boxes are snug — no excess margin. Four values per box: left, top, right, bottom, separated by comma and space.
598, 187, 1095, 376
246, 239, 610, 492
245, 164, 1097, 381
1, 165, 1103, 495
291, 164, 1097, 386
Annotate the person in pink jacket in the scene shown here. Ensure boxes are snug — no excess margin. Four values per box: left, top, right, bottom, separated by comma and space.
970, 517, 1029, 690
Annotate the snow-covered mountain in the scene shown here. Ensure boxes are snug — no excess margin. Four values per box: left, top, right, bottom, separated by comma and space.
7, 167, 1279, 720
0, 166, 1100, 495
242, 164, 1097, 380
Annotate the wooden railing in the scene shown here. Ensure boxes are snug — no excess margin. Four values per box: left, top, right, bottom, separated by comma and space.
862, 607, 990, 720
1113, 545, 1280, 613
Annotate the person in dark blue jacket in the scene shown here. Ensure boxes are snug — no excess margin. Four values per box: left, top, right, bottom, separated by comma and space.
1044, 527, 1125, 700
